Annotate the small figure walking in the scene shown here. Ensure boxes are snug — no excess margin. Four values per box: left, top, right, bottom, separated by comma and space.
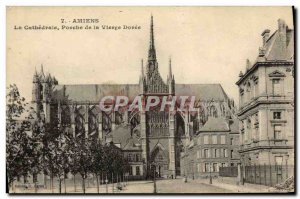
183, 175, 187, 183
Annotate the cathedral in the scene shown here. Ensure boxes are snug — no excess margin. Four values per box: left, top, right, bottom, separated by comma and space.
32, 16, 236, 179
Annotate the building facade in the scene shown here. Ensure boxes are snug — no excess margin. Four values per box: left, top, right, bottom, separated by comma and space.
180, 117, 240, 178
32, 16, 236, 179
236, 19, 294, 168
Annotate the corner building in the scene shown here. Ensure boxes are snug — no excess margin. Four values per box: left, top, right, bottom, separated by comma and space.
236, 19, 294, 168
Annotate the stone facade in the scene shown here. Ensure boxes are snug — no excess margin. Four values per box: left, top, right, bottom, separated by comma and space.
180, 117, 240, 178
236, 19, 294, 168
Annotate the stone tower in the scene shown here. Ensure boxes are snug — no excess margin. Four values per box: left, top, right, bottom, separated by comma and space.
139, 16, 176, 178
32, 65, 58, 123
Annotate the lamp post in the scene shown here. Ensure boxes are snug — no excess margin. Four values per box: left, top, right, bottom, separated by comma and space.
151, 162, 157, 194
192, 160, 195, 180
112, 173, 114, 194
105, 174, 108, 193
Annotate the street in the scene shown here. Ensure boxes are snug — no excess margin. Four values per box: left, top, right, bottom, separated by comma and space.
12, 178, 233, 194
120, 178, 232, 193
156, 178, 232, 193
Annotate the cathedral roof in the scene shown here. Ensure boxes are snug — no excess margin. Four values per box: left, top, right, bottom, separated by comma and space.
52, 84, 140, 102
175, 84, 229, 102
52, 83, 229, 103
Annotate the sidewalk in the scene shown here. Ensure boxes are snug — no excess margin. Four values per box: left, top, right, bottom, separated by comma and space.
11, 181, 155, 194
193, 177, 271, 193
120, 181, 154, 193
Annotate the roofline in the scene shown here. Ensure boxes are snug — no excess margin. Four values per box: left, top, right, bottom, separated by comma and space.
236, 60, 294, 85
265, 30, 277, 44
218, 83, 230, 101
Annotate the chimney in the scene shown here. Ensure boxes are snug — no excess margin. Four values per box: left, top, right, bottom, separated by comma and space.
277, 19, 287, 59
278, 18, 287, 34
261, 29, 270, 46
246, 59, 251, 71
239, 71, 243, 78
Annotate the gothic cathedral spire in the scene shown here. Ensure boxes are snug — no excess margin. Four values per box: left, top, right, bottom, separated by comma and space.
140, 59, 145, 80
148, 15, 156, 62
168, 57, 172, 80
145, 15, 169, 94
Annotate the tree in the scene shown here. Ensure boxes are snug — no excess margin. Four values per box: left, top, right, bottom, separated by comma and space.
42, 140, 59, 193
42, 132, 71, 194
6, 84, 30, 192
76, 138, 92, 194
102, 142, 129, 183
28, 132, 43, 193
68, 137, 79, 192
90, 140, 104, 193
61, 134, 72, 193
6, 121, 32, 192
41, 107, 67, 193
30, 116, 46, 193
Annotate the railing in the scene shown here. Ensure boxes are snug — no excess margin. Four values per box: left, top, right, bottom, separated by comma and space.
219, 166, 238, 177
127, 175, 145, 181
243, 164, 294, 186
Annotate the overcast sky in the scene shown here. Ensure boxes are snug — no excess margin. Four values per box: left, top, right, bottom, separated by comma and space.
7, 7, 293, 105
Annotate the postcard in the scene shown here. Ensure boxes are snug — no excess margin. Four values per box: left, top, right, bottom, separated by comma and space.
6, 6, 295, 194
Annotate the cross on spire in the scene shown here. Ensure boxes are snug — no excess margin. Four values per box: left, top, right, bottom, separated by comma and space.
169, 57, 172, 78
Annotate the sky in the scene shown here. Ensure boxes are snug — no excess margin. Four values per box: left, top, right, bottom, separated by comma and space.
6, 6, 294, 105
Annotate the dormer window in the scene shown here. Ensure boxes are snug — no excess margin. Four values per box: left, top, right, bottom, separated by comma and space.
253, 77, 259, 97
269, 70, 285, 96
273, 112, 282, 120
240, 88, 245, 105
246, 82, 251, 100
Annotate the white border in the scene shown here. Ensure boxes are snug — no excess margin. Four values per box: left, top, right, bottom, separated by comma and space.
0, 1, 298, 199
